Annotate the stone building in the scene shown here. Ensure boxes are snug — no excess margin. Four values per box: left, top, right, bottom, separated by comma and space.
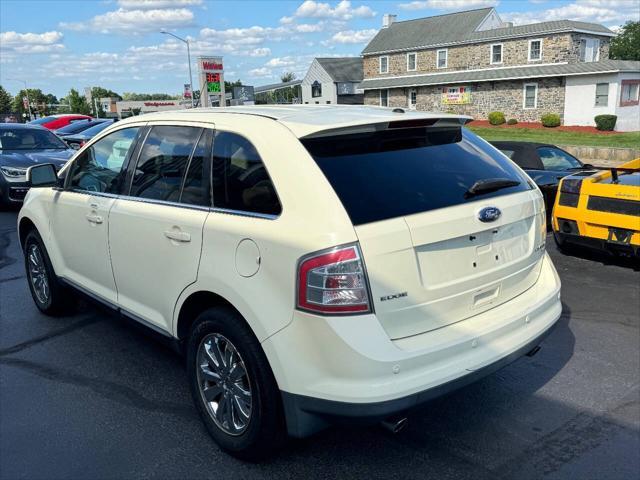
361, 8, 640, 131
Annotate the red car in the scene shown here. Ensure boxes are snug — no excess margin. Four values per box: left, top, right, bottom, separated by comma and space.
28, 114, 92, 130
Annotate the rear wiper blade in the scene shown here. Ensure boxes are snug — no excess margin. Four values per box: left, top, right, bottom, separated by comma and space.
465, 178, 520, 198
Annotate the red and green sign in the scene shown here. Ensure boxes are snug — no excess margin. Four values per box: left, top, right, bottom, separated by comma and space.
206, 72, 221, 93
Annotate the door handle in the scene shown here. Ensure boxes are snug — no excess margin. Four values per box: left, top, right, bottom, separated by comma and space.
86, 213, 103, 224
164, 230, 191, 243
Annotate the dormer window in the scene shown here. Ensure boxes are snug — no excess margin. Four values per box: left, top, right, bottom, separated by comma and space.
490, 43, 503, 64
528, 39, 542, 61
580, 38, 600, 62
379, 56, 389, 74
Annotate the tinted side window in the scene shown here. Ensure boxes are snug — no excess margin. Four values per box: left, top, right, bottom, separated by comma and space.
537, 147, 582, 171
181, 129, 211, 207
211, 131, 281, 216
130, 126, 202, 201
69, 127, 140, 193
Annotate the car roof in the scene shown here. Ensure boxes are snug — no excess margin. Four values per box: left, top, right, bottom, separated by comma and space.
0, 123, 48, 130
118, 105, 471, 138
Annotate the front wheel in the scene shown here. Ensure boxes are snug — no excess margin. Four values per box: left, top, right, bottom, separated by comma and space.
24, 230, 74, 315
186, 307, 287, 460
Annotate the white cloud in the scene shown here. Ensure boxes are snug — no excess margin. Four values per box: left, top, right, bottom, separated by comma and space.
280, 15, 294, 24
248, 47, 271, 57
0, 31, 65, 53
503, 0, 640, 25
294, 22, 325, 33
248, 67, 272, 77
117, 0, 202, 8
265, 56, 298, 67
293, 1, 376, 20
60, 8, 195, 34
399, 0, 498, 10
324, 28, 377, 44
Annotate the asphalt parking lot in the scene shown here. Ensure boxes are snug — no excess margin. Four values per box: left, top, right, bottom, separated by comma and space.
1, 207, 638, 480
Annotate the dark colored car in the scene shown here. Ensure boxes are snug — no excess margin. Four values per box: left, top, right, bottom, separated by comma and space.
63, 119, 115, 149
54, 119, 112, 138
490, 141, 595, 221
0, 124, 75, 205
29, 114, 92, 130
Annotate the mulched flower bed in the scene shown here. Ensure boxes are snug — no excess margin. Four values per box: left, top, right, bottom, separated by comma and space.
467, 120, 622, 135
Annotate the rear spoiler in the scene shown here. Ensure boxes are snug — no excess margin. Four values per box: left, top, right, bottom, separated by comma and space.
587, 166, 640, 183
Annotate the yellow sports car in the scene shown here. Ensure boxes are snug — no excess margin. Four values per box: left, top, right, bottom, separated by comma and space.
552, 158, 640, 257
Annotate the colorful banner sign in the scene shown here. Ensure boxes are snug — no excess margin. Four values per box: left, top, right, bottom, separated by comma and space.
441, 86, 472, 105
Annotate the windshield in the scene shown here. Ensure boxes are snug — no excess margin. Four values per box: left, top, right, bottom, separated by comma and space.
29, 116, 57, 125
0, 128, 69, 150
55, 120, 94, 134
302, 127, 533, 225
80, 121, 113, 136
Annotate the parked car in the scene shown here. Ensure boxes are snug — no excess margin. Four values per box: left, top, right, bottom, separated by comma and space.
54, 118, 112, 138
63, 119, 116, 149
0, 124, 75, 205
490, 141, 595, 221
18, 107, 561, 459
553, 159, 640, 256
29, 114, 92, 130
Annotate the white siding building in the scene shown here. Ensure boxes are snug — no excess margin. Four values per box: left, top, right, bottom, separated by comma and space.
302, 58, 364, 105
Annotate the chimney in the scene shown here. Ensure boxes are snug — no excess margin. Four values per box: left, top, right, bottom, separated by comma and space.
502, 21, 514, 28
383, 14, 397, 28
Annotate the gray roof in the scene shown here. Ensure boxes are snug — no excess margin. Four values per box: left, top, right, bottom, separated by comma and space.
316, 57, 363, 82
362, 8, 614, 55
254, 79, 302, 93
360, 60, 640, 90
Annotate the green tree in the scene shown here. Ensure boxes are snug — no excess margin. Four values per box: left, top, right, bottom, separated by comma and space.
59, 89, 92, 115
121, 92, 178, 101
610, 21, 640, 60
0, 86, 13, 113
89, 86, 121, 116
280, 72, 296, 83
224, 79, 242, 91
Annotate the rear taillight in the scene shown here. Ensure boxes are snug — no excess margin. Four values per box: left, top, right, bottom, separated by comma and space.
297, 243, 372, 315
560, 178, 583, 194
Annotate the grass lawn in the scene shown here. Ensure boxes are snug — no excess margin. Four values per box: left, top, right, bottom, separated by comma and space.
468, 126, 640, 149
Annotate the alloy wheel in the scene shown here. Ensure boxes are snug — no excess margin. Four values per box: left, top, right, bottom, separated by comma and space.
27, 244, 49, 305
196, 333, 253, 436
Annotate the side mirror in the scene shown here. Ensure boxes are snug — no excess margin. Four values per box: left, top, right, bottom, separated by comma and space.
27, 163, 58, 188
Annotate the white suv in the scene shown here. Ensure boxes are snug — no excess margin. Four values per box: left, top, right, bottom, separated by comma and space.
19, 106, 561, 459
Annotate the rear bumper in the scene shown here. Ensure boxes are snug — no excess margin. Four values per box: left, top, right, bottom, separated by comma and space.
263, 253, 562, 437
282, 319, 556, 436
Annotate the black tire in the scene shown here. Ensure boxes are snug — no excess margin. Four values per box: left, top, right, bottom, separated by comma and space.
186, 307, 287, 461
23, 229, 74, 315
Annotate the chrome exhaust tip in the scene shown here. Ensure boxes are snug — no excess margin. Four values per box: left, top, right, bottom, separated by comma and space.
381, 416, 408, 434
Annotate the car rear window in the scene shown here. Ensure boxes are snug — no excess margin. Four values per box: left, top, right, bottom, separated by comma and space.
302, 127, 532, 225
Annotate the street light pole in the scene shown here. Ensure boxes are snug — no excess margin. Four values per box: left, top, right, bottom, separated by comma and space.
8, 78, 33, 121
161, 30, 195, 108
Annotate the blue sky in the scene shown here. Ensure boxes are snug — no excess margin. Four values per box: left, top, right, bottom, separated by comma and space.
1, 0, 638, 98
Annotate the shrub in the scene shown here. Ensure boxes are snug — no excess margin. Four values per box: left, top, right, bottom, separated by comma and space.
594, 114, 617, 131
507, 118, 518, 125
541, 113, 561, 128
488, 111, 506, 125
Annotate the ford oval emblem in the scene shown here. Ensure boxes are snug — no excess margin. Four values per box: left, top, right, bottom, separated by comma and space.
478, 206, 501, 223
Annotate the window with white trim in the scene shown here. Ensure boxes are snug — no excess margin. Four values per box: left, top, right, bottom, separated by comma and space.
523, 83, 537, 109
528, 39, 542, 61
579, 38, 600, 62
379, 56, 389, 74
437, 49, 447, 69
380, 89, 389, 107
490, 44, 503, 64
620, 81, 640, 106
595, 83, 609, 107
407, 52, 417, 71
